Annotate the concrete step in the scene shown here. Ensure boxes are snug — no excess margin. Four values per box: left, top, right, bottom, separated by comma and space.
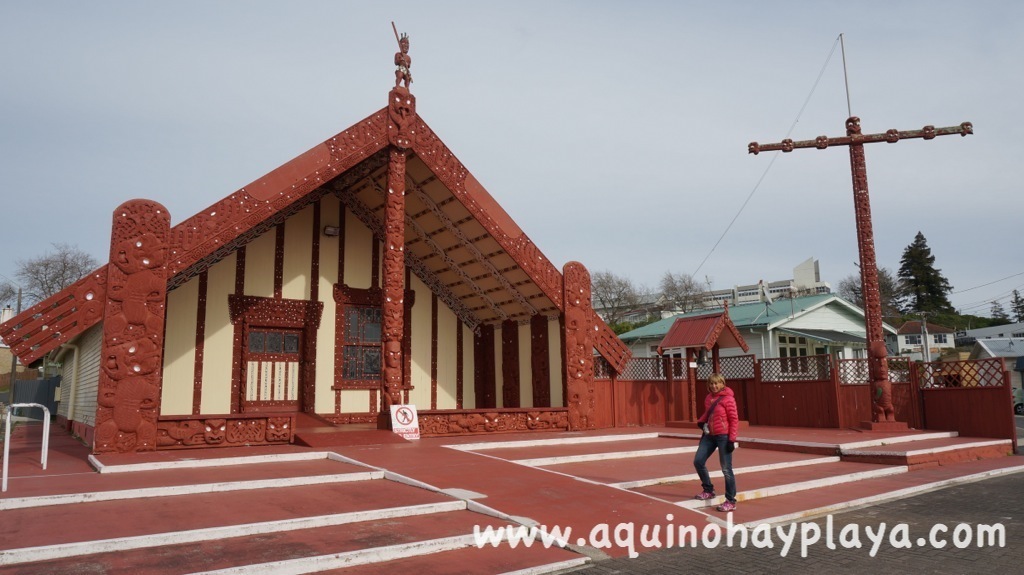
632, 460, 907, 509
701, 456, 1024, 527
326, 541, 589, 575
840, 437, 1013, 468
0, 509, 511, 573
0, 478, 455, 553
1, 455, 380, 509
534, 446, 839, 487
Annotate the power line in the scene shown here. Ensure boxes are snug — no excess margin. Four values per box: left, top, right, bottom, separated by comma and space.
692, 35, 843, 279
951, 270, 1024, 294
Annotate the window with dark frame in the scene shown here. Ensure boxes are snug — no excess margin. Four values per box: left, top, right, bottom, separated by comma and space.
340, 305, 383, 384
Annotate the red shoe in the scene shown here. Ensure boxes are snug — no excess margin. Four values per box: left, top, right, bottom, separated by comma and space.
694, 491, 716, 500
716, 501, 736, 512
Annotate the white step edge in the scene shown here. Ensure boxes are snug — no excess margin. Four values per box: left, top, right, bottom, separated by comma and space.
498, 557, 592, 575
89, 450, 336, 474
515, 446, 699, 467
0, 471, 384, 511
708, 463, 1024, 528
446, 433, 661, 451
187, 533, 479, 575
0, 500, 465, 566
733, 431, 958, 452
842, 439, 1011, 457
678, 465, 909, 509
611, 456, 840, 490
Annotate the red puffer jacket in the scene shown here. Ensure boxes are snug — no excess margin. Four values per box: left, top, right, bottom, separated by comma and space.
698, 386, 739, 442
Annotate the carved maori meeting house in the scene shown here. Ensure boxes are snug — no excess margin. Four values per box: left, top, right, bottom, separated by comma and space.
0, 39, 631, 453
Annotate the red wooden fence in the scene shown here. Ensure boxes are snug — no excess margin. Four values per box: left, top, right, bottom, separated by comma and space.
595, 354, 1015, 444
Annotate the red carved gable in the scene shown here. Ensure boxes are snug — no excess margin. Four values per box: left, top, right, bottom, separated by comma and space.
1, 106, 630, 373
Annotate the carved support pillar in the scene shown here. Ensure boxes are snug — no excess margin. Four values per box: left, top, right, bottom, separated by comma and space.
94, 200, 171, 453
381, 147, 407, 421
562, 262, 596, 430
847, 117, 894, 422
380, 86, 415, 428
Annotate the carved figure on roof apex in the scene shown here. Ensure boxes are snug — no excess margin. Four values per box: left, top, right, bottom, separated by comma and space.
394, 27, 412, 89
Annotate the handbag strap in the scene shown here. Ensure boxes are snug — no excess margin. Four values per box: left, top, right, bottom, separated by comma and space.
701, 395, 724, 424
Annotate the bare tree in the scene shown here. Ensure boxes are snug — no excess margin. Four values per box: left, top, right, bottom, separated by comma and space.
591, 270, 642, 327
15, 243, 100, 305
660, 271, 706, 313
0, 281, 15, 309
836, 266, 904, 320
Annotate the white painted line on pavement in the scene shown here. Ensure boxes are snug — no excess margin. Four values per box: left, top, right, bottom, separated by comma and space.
516, 446, 699, 467
611, 456, 841, 489
0, 500, 466, 566
0, 471, 383, 510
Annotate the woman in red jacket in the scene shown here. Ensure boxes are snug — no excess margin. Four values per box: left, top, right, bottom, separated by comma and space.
693, 373, 739, 512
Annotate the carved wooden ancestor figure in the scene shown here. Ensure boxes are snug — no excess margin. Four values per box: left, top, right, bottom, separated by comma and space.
95, 200, 170, 453
563, 262, 596, 430
394, 32, 412, 89
381, 148, 407, 419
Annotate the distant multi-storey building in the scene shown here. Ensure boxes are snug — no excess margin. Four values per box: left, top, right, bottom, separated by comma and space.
701, 257, 831, 309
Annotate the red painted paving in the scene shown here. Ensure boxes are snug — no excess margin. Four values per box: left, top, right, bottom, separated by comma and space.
2, 421, 1022, 572
539, 447, 835, 485
0, 510, 503, 574
710, 455, 1024, 526
465, 434, 696, 461
632, 460, 899, 503
1, 478, 451, 550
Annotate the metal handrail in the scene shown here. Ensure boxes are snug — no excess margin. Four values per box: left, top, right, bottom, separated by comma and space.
2, 403, 50, 492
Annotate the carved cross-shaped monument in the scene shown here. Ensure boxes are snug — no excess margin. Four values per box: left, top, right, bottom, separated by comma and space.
749, 117, 972, 429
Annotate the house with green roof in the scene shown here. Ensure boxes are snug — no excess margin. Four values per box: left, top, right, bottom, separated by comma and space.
617, 293, 897, 362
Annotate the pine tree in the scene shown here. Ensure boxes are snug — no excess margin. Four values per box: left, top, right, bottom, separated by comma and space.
991, 300, 1010, 322
897, 232, 954, 313
1012, 290, 1024, 323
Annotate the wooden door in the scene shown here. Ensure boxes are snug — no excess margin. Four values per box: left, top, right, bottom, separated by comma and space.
241, 328, 302, 412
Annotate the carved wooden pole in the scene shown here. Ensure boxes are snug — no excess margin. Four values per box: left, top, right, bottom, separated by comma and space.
94, 200, 170, 453
750, 117, 972, 427
562, 262, 595, 430
381, 38, 416, 426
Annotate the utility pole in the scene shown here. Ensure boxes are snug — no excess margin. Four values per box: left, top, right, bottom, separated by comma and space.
4, 287, 22, 404
920, 311, 931, 363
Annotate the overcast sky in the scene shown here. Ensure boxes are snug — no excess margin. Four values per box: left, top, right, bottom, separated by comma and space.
1, 1, 1021, 319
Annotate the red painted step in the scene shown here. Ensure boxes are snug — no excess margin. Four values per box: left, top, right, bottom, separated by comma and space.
324, 540, 588, 575
0, 510, 513, 574
632, 460, 903, 504
0, 478, 452, 551
705, 456, 1024, 526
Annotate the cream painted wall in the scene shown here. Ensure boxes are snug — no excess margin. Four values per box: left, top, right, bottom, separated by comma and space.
161, 278, 199, 415
200, 252, 236, 414
548, 317, 564, 407
315, 196, 340, 414
282, 206, 313, 300
155, 193, 570, 420
243, 228, 276, 298
408, 274, 433, 409
340, 389, 371, 413
518, 323, 533, 407
435, 303, 458, 409
344, 210, 373, 289
73, 324, 102, 427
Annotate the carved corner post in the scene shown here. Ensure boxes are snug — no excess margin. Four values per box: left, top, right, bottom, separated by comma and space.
94, 200, 171, 453
380, 86, 416, 429
562, 262, 596, 430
